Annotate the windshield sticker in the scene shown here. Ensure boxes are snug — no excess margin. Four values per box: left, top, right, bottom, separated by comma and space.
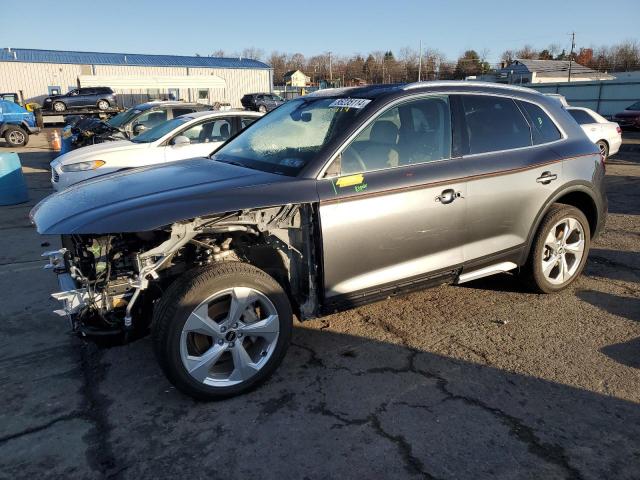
328, 98, 371, 110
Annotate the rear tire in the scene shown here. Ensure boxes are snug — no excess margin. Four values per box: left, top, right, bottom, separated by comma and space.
152, 262, 292, 400
3, 126, 28, 147
97, 100, 110, 110
53, 101, 66, 112
523, 204, 590, 293
596, 140, 609, 160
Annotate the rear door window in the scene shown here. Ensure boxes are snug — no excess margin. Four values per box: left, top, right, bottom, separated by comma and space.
568, 109, 597, 125
241, 116, 258, 128
172, 108, 196, 118
518, 101, 563, 144
460, 95, 531, 155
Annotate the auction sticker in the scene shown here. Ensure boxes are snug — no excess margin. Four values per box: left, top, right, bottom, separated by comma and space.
329, 98, 371, 109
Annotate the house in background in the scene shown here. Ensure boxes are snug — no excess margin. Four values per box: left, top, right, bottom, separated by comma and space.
494, 59, 614, 84
283, 70, 310, 87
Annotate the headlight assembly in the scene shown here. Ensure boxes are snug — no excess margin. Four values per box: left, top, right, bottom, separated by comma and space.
61, 160, 106, 172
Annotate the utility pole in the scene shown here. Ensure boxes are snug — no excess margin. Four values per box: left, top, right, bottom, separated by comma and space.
568, 32, 575, 82
418, 40, 423, 82
328, 51, 333, 82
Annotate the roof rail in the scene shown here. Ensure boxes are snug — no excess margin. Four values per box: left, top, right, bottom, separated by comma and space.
403, 80, 538, 94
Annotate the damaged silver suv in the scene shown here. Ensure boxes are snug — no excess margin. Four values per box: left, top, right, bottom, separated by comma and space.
31, 82, 607, 399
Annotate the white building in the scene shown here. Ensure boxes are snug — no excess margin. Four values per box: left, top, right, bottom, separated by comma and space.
283, 70, 310, 87
0, 48, 273, 108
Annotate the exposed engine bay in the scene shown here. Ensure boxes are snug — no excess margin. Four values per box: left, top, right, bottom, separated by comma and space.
64, 116, 127, 149
43, 205, 319, 340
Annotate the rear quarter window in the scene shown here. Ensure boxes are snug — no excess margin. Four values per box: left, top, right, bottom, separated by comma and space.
518, 101, 563, 144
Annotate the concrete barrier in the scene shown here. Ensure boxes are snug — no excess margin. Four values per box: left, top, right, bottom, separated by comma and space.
0, 152, 29, 205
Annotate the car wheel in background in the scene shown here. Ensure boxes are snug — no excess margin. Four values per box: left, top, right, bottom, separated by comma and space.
152, 262, 293, 400
53, 102, 66, 112
596, 140, 609, 160
97, 100, 110, 110
258, 104, 267, 113
524, 204, 591, 293
3, 126, 28, 147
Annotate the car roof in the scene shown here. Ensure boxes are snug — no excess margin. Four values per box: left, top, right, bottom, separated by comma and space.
179, 110, 263, 120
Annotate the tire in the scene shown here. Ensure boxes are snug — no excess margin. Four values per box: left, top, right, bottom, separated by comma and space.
3, 126, 28, 147
53, 101, 66, 112
596, 140, 609, 160
97, 100, 110, 110
258, 104, 267, 113
152, 262, 293, 400
524, 204, 591, 293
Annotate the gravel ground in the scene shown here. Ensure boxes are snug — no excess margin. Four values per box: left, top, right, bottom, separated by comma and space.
0, 131, 639, 479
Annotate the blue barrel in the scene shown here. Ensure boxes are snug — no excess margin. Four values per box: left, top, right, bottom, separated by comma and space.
0, 152, 29, 205
59, 126, 73, 157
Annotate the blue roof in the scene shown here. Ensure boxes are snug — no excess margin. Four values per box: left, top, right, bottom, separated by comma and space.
0, 48, 271, 70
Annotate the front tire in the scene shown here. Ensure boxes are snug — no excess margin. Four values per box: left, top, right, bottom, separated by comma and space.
4, 126, 28, 147
97, 100, 110, 110
53, 101, 66, 112
258, 104, 267, 113
152, 262, 292, 400
524, 204, 590, 293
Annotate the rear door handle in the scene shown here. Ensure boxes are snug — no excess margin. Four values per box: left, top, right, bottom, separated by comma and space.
435, 188, 461, 204
536, 171, 558, 185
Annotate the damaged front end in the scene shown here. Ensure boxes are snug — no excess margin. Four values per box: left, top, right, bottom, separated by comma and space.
43, 205, 320, 341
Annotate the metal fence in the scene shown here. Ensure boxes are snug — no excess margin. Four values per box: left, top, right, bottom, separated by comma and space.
528, 80, 640, 116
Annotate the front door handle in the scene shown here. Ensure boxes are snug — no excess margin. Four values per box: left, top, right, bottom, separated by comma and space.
435, 188, 460, 204
536, 171, 558, 185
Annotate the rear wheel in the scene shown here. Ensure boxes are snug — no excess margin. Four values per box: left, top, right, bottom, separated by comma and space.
97, 99, 110, 110
524, 204, 590, 293
152, 262, 292, 400
596, 140, 609, 160
3, 126, 28, 147
53, 101, 66, 112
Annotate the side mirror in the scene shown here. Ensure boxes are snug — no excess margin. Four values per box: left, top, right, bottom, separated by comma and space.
172, 135, 190, 147
133, 123, 147, 135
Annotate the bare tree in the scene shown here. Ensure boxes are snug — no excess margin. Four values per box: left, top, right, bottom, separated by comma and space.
241, 47, 265, 61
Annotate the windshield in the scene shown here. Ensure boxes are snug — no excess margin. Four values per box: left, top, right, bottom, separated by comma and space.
626, 101, 640, 111
106, 108, 142, 128
212, 97, 371, 175
131, 117, 190, 143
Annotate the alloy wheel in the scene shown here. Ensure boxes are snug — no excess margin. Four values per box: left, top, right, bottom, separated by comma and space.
8, 130, 25, 145
180, 287, 280, 386
540, 217, 586, 285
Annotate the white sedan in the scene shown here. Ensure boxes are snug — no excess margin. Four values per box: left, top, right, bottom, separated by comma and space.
566, 107, 622, 159
51, 110, 263, 190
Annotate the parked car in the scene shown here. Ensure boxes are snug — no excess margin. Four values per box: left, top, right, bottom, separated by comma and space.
0, 99, 40, 147
32, 82, 606, 400
63, 101, 211, 149
241, 93, 285, 112
43, 87, 116, 112
566, 107, 622, 159
612, 101, 640, 129
51, 110, 263, 190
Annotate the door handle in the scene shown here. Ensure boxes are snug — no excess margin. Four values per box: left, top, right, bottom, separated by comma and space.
536, 171, 558, 185
435, 188, 461, 204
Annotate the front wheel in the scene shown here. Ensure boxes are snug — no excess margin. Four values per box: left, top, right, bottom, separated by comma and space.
152, 262, 292, 400
97, 100, 110, 110
258, 104, 267, 113
53, 101, 66, 112
4, 126, 28, 147
524, 204, 591, 293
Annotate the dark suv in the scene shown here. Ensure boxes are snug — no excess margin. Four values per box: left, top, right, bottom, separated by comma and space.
33, 82, 606, 400
241, 93, 285, 112
43, 87, 116, 112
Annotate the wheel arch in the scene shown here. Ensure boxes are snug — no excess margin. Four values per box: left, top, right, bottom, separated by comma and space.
522, 183, 601, 265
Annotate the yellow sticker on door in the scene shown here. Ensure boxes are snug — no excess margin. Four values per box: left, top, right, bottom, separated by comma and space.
335, 174, 364, 188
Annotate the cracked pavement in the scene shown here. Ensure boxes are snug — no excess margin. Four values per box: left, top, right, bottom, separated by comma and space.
1, 132, 639, 479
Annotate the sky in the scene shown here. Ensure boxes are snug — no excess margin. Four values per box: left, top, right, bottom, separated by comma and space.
1, 0, 639, 64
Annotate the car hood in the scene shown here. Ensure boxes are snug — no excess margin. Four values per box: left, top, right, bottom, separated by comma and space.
31, 158, 317, 234
53, 140, 145, 165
